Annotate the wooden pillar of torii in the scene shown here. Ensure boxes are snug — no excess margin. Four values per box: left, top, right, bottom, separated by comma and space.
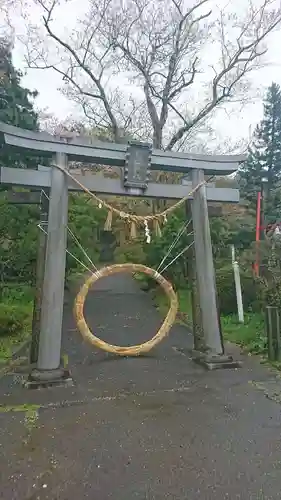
0, 122, 246, 386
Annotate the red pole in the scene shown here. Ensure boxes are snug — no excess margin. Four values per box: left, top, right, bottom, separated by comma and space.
254, 191, 262, 276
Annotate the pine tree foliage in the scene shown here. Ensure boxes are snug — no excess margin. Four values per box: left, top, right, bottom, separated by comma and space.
239, 83, 281, 220
0, 39, 41, 287
0, 38, 40, 168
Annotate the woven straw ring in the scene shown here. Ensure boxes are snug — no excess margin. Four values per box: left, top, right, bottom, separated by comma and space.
74, 263, 178, 356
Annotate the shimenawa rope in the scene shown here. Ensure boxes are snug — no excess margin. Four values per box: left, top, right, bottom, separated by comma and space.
53, 163, 209, 238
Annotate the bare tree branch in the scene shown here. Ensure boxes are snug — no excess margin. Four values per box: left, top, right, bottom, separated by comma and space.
166, 0, 281, 149
27, 0, 121, 140
109, 0, 212, 147
42, 9, 119, 138
21, 0, 281, 151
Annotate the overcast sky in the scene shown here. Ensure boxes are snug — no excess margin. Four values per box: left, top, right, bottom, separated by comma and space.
7, 0, 281, 150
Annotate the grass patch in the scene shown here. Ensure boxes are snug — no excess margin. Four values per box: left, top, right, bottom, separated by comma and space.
153, 286, 266, 354
222, 313, 266, 354
0, 284, 33, 363
1, 284, 34, 305
0, 308, 32, 362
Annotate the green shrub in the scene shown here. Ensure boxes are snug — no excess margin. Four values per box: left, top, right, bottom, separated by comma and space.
216, 265, 262, 316
0, 304, 31, 337
0, 284, 34, 304
144, 211, 189, 288
114, 240, 147, 265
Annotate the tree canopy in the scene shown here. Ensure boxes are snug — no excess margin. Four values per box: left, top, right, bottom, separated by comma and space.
0, 39, 40, 286
239, 82, 281, 220
0, 38, 39, 168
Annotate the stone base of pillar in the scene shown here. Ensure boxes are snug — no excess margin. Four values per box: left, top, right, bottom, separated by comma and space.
191, 350, 242, 370
25, 367, 73, 389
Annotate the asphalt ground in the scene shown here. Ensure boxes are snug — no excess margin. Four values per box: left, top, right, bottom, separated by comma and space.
1, 274, 281, 499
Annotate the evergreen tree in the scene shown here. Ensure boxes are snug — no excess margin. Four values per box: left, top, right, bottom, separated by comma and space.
239, 83, 281, 221
0, 39, 41, 285
0, 38, 40, 168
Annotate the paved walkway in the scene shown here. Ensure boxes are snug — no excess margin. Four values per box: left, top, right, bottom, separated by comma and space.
1, 275, 281, 499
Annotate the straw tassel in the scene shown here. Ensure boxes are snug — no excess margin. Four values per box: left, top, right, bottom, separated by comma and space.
154, 219, 162, 237
130, 220, 137, 240
104, 210, 113, 231
162, 214, 168, 224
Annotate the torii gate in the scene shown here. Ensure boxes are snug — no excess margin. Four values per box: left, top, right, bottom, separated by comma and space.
0, 122, 246, 386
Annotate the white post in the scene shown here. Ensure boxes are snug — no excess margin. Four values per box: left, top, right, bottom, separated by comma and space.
231, 245, 244, 323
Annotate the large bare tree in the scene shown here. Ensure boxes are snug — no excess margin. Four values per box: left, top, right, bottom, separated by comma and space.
0, 0, 24, 37
20, 0, 281, 150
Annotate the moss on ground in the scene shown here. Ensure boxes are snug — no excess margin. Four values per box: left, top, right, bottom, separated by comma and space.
0, 404, 40, 413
